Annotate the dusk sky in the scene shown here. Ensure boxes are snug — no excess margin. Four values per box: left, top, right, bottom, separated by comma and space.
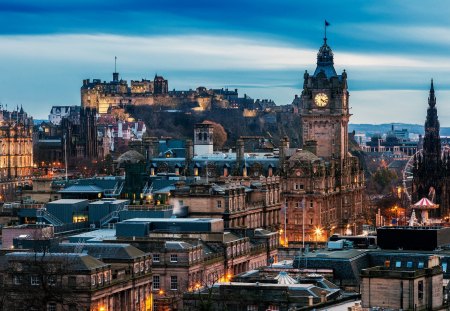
1, 0, 450, 124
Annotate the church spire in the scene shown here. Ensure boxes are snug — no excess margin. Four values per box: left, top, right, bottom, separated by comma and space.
429, 78, 436, 107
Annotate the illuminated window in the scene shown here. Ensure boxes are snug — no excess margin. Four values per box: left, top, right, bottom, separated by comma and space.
395, 261, 401, 268
47, 303, 56, 311
418, 261, 424, 269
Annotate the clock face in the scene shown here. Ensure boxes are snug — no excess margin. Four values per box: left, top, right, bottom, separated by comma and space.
314, 93, 328, 107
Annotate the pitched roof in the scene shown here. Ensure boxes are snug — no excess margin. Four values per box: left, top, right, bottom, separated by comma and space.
4, 252, 108, 271
57, 243, 147, 260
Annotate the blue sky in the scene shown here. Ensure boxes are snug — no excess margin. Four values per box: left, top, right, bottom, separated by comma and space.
1, 0, 450, 124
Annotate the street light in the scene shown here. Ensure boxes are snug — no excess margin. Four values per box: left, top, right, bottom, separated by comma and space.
314, 226, 323, 248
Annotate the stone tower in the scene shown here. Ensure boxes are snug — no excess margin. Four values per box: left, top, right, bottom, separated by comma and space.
194, 123, 214, 155
413, 80, 450, 217
300, 38, 350, 160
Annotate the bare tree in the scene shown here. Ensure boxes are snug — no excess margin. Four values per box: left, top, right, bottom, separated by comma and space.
1, 251, 88, 311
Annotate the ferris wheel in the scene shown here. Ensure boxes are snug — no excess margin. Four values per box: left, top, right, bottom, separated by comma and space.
402, 146, 450, 203
402, 150, 420, 203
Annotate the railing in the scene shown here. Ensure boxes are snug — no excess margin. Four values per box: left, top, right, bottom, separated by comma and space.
142, 181, 153, 195
104, 180, 124, 197
36, 208, 64, 226
126, 204, 172, 211
99, 204, 128, 228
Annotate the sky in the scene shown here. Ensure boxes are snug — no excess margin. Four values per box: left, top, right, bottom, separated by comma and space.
1, 0, 450, 124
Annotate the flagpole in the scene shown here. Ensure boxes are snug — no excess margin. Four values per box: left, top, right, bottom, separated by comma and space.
284, 203, 287, 246
302, 197, 305, 249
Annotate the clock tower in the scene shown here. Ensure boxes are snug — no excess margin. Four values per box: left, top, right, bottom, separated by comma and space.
300, 38, 350, 159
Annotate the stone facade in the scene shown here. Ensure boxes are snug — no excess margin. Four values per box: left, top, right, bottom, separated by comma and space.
361, 256, 444, 310
282, 38, 365, 241
170, 176, 281, 230
0, 107, 34, 180
0, 246, 152, 311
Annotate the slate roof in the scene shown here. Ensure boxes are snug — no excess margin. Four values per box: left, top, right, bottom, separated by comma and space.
3, 252, 108, 271
57, 243, 147, 260
288, 149, 320, 162
59, 184, 104, 193
165, 241, 194, 250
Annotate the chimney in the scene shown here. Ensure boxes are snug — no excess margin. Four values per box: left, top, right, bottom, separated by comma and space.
304, 140, 318, 155
320, 290, 327, 303
279, 136, 289, 172
236, 139, 244, 165
186, 139, 193, 162
308, 296, 314, 306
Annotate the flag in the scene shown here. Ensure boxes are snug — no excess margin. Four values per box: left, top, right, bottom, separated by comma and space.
325, 20, 330, 27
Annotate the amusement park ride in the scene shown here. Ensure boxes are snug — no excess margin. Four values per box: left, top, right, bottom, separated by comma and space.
402, 147, 449, 226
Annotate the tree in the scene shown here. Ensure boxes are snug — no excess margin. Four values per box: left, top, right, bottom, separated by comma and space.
0, 250, 84, 311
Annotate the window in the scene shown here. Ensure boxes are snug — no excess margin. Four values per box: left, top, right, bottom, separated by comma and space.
91, 275, 96, 286
153, 254, 160, 262
443, 262, 448, 272
140, 262, 144, 272
153, 275, 160, 290
170, 276, 178, 290
217, 200, 222, 208
407, 261, 413, 268
395, 261, 402, 268
247, 306, 257, 311
98, 274, 103, 285
418, 280, 424, 300
267, 306, 279, 311
48, 275, 56, 286
47, 303, 57, 311
418, 261, 424, 269
31, 275, 40, 286
170, 254, 178, 263
309, 200, 313, 208
68, 276, 76, 288
105, 271, 110, 283
13, 275, 21, 285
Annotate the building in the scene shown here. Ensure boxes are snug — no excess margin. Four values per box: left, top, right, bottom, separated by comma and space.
100, 217, 279, 310
0, 243, 152, 311
0, 106, 34, 180
413, 80, 450, 217
48, 106, 79, 126
170, 177, 281, 230
361, 256, 444, 310
183, 276, 341, 311
282, 37, 365, 242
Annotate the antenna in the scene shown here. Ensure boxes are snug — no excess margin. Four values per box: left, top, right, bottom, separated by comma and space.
114, 56, 117, 73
